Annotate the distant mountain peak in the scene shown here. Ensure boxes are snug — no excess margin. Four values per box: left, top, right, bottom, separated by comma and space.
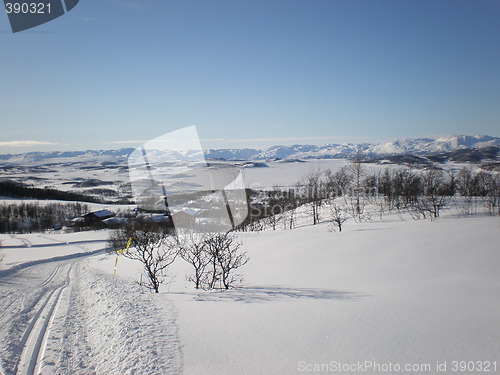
0, 135, 498, 164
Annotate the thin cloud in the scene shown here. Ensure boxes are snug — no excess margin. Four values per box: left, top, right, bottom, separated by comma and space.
124, 1, 146, 10
107, 140, 146, 144
0, 140, 59, 147
107, 136, 383, 147
108, 0, 151, 10
201, 136, 382, 144
107, 139, 199, 146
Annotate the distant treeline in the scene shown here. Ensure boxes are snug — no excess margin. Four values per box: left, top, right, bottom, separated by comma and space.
0, 180, 133, 204
0, 202, 90, 233
0, 180, 102, 203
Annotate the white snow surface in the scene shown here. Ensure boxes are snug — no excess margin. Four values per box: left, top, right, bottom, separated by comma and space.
0, 231, 183, 375
162, 214, 500, 374
1, 212, 499, 374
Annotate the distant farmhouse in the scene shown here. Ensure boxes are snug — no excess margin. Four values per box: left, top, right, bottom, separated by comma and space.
71, 209, 115, 229
171, 209, 196, 228
70, 206, 205, 230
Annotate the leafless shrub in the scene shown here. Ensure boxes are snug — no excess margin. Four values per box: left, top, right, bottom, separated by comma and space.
178, 231, 250, 290
204, 232, 249, 290
110, 222, 178, 293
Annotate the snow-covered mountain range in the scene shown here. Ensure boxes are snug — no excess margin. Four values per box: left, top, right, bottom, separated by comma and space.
0, 135, 498, 164
205, 135, 499, 160
369, 135, 499, 156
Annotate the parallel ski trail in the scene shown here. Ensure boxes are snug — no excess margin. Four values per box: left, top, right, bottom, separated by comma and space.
37, 265, 61, 288
14, 266, 71, 375
1, 254, 183, 375
0, 265, 63, 327
0, 292, 21, 322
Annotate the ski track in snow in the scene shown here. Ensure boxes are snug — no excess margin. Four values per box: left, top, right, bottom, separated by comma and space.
0, 250, 183, 374
0, 261, 70, 375
14, 266, 71, 375
8, 235, 32, 249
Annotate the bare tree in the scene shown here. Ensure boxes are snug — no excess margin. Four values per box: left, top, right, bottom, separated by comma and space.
262, 189, 284, 230
349, 156, 365, 216
325, 166, 352, 197
483, 172, 500, 216
267, 186, 299, 230
456, 167, 478, 215
282, 204, 297, 230
111, 222, 178, 293
248, 218, 264, 232
178, 232, 211, 289
204, 232, 249, 290
329, 202, 348, 232
417, 168, 449, 219
301, 169, 323, 225
379, 168, 396, 210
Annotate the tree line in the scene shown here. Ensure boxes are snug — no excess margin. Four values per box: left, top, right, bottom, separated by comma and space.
236, 163, 500, 232
0, 180, 133, 204
0, 202, 90, 233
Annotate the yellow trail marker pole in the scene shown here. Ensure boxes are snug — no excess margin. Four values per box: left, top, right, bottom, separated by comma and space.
113, 255, 119, 276
113, 237, 132, 276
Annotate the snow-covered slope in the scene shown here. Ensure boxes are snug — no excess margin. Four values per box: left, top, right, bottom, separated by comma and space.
92, 212, 500, 375
2, 210, 497, 374
0, 148, 135, 164
203, 148, 261, 160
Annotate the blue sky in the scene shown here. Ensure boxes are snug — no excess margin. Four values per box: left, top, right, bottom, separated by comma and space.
0, 0, 499, 153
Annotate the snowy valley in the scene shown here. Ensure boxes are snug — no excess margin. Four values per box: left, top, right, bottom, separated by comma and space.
0, 135, 499, 375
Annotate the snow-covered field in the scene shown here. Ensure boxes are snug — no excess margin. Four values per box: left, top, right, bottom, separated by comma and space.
1, 210, 499, 374
0, 157, 352, 196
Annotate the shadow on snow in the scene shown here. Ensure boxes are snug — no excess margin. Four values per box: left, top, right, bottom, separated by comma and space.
180, 286, 369, 303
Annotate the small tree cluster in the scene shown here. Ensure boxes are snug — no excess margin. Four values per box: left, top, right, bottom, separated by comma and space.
237, 187, 300, 232
456, 168, 500, 215
179, 231, 249, 290
415, 169, 451, 219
